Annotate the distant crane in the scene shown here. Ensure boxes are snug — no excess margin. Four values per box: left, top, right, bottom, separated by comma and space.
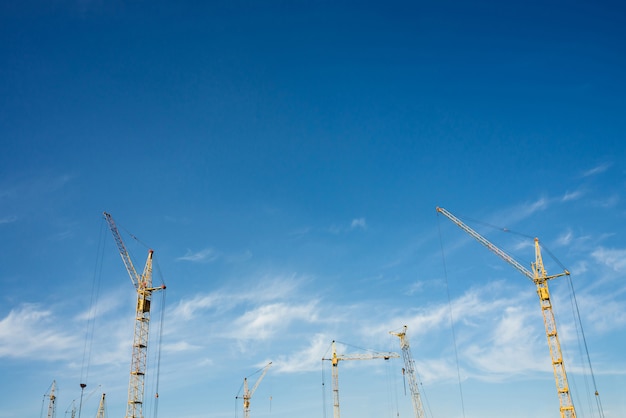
104, 212, 166, 418
322, 341, 399, 418
63, 400, 76, 418
436, 206, 575, 418
237, 362, 272, 418
95, 394, 106, 418
47, 380, 57, 418
390, 326, 426, 418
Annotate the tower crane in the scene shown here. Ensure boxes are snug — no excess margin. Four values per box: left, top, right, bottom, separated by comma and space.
64, 400, 76, 418
95, 394, 106, 418
103, 212, 166, 418
436, 206, 575, 418
237, 362, 272, 418
322, 341, 399, 418
390, 326, 426, 418
47, 380, 57, 418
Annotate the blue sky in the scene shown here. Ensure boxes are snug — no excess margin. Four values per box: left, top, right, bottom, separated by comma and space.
1, 1, 625, 418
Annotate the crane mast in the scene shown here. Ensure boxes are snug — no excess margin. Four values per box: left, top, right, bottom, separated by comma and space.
436, 207, 575, 418
47, 380, 57, 418
323, 341, 399, 418
95, 393, 106, 418
103, 212, 165, 418
390, 326, 426, 418
240, 362, 272, 418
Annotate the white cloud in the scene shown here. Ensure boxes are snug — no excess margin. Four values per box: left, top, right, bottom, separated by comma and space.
0, 304, 81, 360
350, 218, 367, 230
75, 290, 126, 321
0, 215, 17, 224
169, 273, 306, 323
231, 301, 319, 341
591, 247, 626, 271
177, 247, 220, 263
556, 229, 573, 247
581, 162, 611, 178
562, 190, 585, 202
327, 217, 368, 234
273, 333, 331, 373
464, 306, 545, 378
169, 292, 225, 321
162, 341, 202, 353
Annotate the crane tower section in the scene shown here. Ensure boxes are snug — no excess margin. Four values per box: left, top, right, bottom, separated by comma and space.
46, 380, 57, 418
436, 206, 575, 418
390, 326, 426, 418
104, 212, 166, 418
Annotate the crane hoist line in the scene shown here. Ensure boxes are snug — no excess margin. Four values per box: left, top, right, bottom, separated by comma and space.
436, 206, 575, 418
103, 212, 166, 418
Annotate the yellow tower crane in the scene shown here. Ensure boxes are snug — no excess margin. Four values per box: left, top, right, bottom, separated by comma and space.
103, 212, 166, 418
436, 206, 575, 418
322, 341, 399, 418
390, 326, 426, 418
237, 362, 272, 418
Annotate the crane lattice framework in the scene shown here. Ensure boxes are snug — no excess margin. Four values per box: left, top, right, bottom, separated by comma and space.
96, 393, 106, 418
322, 341, 400, 418
47, 380, 57, 418
238, 362, 272, 418
390, 326, 426, 418
436, 206, 575, 418
104, 212, 166, 418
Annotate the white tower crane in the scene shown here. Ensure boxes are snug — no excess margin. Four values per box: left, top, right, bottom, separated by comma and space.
322, 341, 399, 418
47, 380, 57, 418
436, 206, 575, 418
390, 326, 426, 418
237, 362, 272, 418
103, 212, 166, 418
95, 393, 106, 418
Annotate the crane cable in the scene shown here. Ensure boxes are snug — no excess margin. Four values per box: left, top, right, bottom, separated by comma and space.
78, 217, 107, 418
151, 266, 167, 418
436, 215, 467, 418
321, 355, 328, 418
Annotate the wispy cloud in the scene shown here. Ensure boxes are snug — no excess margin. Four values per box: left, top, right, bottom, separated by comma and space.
328, 217, 368, 234
591, 247, 626, 271
162, 341, 202, 353
177, 247, 220, 263
169, 274, 306, 322
0, 304, 81, 360
488, 197, 549, 228
562, 190, 585, 202
74, 290, 127, 321
230, 301, 319, 341
273, 333, 330, 373
556, 229, 573, 246
464, 306, 545, 378
581, 162, 611, 178
350, 217, 367, 230
0, 215, 17, 225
